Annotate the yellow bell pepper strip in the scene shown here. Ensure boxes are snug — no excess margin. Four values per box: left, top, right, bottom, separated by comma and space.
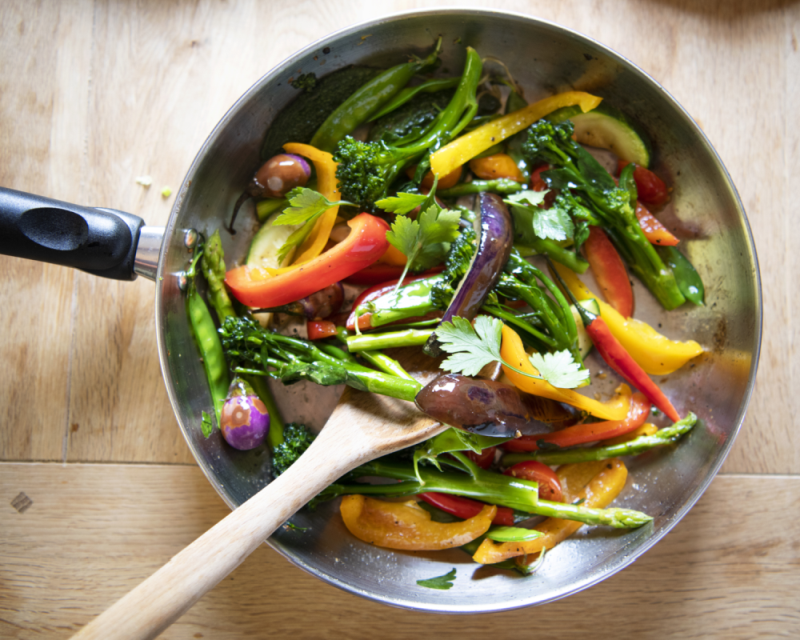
225, 213, 389, 308
472, 458, 628, 565
430, 91, 602, 178
500, 325, 630, 421
552, 262, 703, 375
274, 142, 341, 270
340, 495, 496, 551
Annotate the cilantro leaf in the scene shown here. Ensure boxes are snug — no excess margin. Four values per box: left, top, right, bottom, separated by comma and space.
532, 204, 574, 242
274, 187, 345, 226
528, 350, 589, 388
436, 315, 503, 377
416, 568, 456, 590
386, 206, 460, 273
375, 191, 428, 215
505, 189, 548, 207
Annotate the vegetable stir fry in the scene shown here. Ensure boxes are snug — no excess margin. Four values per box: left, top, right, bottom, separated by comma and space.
187, 39, 705, 579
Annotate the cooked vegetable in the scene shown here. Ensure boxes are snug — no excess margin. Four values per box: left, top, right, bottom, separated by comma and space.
469, 153, 526, 182
334, 47, 483, 210
310, 38, 443, 152
618, 160, 669, 205
558, 266, 681, 423
502, 387, 649, 452
201, 230, 236, 322
635, 201, 679, 246
425, 192, 514, 356
552, 262, 703, 375
370, 77, 460, 122
272, 422, 316, 476
523, 120, 686, 309
430, 91, 602, 177
503, 461, 563, 503
438, 178, 524, 198
225, 213, 388, 308
220, 378, 270, 450
503, 413, 697, 465
257, 282, 344, 319
583, 226, 634, 318
472, 458, 632, 564
227, 154, 311, 233
658, 245, 705, 306
340, 495, 496, 551
418, 492, 515, 526
569, 103, 653, 167
186, 248, 230, 431
500, 324, 630, 420
415, 373, 562, 438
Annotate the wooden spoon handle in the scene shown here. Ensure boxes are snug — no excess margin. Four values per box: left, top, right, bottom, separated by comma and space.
71, 424, 354, 640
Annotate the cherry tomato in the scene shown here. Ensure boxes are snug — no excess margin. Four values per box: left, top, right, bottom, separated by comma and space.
469, 153, 525, 182
618, 161, 669, 206
504, 461, 564, 503
635, 201, 679, 246
307, 320, 337, 340
465, 446, 496, 470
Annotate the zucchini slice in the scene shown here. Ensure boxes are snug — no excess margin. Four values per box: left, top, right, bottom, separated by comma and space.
570, 104, 653, 167
571, 299, 601, 360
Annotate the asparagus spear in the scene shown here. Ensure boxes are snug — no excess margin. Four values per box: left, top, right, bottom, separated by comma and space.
200, 229, 236, 322
502, 413, 697, 466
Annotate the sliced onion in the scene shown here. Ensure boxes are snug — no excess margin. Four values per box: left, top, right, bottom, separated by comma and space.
425, 192, 513, 356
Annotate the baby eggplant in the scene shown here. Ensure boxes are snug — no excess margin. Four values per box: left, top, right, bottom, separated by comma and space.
220, 378, 270, 450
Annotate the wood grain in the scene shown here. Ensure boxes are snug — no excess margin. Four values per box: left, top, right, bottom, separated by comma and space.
2, 462, 798, 639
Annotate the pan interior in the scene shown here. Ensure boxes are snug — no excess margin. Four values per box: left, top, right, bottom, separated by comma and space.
154, 9, 761, 613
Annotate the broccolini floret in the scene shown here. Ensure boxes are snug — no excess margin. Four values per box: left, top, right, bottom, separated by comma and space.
272, 423, 316, 476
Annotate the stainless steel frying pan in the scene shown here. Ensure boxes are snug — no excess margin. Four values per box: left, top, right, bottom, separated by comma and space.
0, 9, 761, 613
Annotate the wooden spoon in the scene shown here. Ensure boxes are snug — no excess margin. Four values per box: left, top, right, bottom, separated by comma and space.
73, 379, 446, 639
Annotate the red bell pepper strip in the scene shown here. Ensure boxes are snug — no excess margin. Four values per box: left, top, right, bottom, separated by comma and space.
635, 201, 680, 247
344, 263, 406, 285
618, 160, 669, 206
418, 492, 515, 526
583, 226, 634, 318
307, 320, 338, 340
502, 389, 650, 452
586, 316, 680, 421
226, 213, 389, 308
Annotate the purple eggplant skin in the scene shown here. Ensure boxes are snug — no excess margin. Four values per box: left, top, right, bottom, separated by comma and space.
425, 192, 513, 356
415, 373, 558, 438
220, 378, 270, 450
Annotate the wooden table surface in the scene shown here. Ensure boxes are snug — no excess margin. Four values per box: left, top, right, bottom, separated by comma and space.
1, 1, 798, 637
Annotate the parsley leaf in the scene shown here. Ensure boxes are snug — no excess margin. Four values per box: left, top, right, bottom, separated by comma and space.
528, 350, 589, 388
436, 315, 503, 377
273, 188, 354, 263
435, 316, 588, 389
505, 189, 548, 208
274, 187, 347, 226
416, 568, 456, 590
375, 191, 428, 215
505, 190, 574, 242
386, 206, 460, 273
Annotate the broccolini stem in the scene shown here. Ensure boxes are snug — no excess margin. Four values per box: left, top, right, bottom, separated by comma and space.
502, 413, 697, 466
246, 375, 286, 448
358, 350, 417, 382
439, 178, 525, 198
346, 328, 435, 352
518, 237, 590, 274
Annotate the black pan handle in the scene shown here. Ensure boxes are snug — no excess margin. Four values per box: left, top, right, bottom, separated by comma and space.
0, 187, 145, 281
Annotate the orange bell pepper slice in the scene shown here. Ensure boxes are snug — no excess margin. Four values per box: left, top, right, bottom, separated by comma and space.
500, 325, 630, 421
551, 262, 703, 375
430, 91, 602, 178
468, 153, 526, 183
472, 458, 628, 564
225, 213, 388, 308
340, 495, 496, 551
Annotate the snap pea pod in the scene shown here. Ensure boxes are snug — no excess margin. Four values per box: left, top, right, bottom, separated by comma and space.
657, 246, 705, 306
310, 38, 442, 152
370, 77, 459, 121
186, 250, 229, 428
